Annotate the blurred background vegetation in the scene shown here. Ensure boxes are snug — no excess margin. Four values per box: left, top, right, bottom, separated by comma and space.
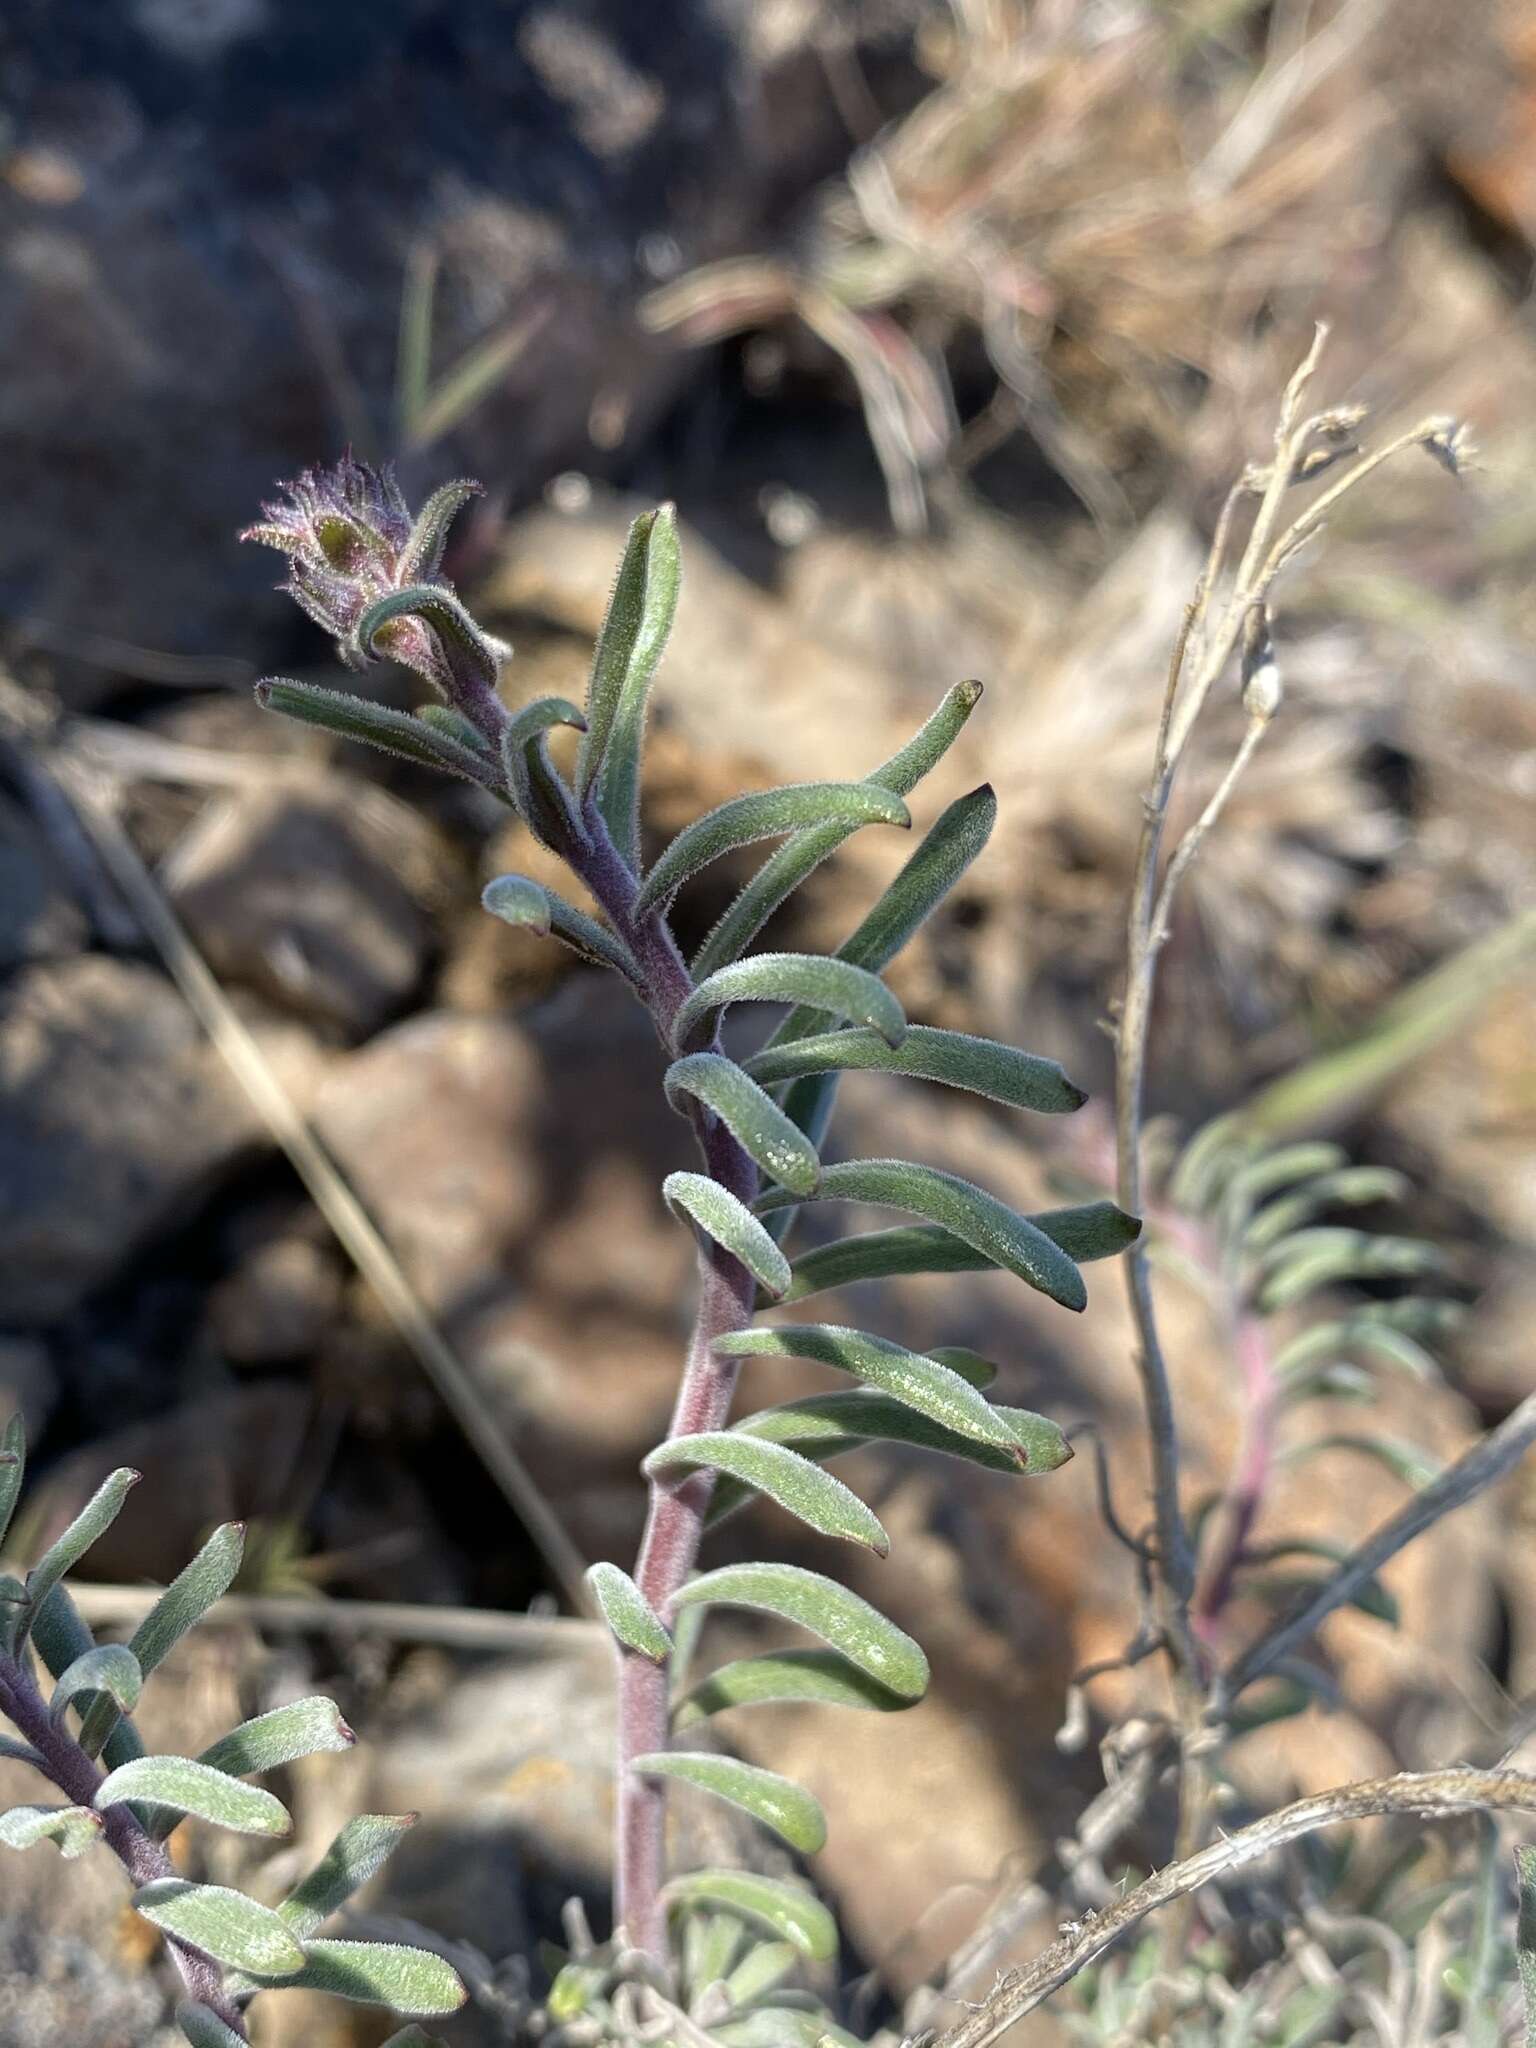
1, 1, 1535, 2040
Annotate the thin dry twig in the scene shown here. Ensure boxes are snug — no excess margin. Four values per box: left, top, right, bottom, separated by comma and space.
60, 1582, 598, 1654
928, 1769, 1536, 2048
1223, 1392, 1536, 1700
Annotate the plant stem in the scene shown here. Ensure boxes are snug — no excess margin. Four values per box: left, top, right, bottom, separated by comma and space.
1193, 1311, 1276, 1642
0, 1651, 248, 2035
570, 808, 760, 1961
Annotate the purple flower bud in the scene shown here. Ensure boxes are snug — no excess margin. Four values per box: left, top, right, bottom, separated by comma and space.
241, 457, 485, 701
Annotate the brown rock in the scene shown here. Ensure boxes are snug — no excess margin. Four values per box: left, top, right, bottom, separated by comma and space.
162, 784, 441, 1040
0, 955, 257, 1325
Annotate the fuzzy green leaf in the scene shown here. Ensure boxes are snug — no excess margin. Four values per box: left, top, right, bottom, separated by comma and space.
1275, 1318, 1443, 1383
499, 695, 586, 847
28, 1584, 145, 1777
745, 1024, 1085, 1114
482, 873, 641, 984
758, 1161, 1089, 1312
722, 1939, 799, 2006
356, 584, 500, 692
713, 2011, 863, 2048
776, 1203, 1138, 1303
673, 1563, 927, 1699
733, 1390, 1070, 1477
22, 1468, 140, 1640
398, 478, 481, 584
279, 1813, 419, 1937
664, 1174, 792, 1298
135, 1881, 305, 1976
631, 1752, 827, 1853
417, 704, 491, 753
1257, 1230, 1446, 1310
674, 1649, 913, 1726
716, 1324, 1027, 1460
199, 1697, 355, 1778
269, 1939, 466, 2015
684, 1913, 748, 1997
81, 1520, 244, 1761
96, 1757, 291, 1836
928, 1346, 998, 1389
176, 2002, 250, 2048
577, 506, 681, 865
645, 1433, 888, 1553
692, 680, 984, 977
255, 680, 495, 785
1279, 1433, 1441, 1489
665, 1054, 821, 1197
0, 1411, 24, 1555
0, 1804, 104, 1858
636, 783, 910, 917
585, 1561, 673, 1662
1243, 1167, 1410, 1251
675, 956, 905, 1056
663, 1871, 836, 1962
50, 1644, 141, 1724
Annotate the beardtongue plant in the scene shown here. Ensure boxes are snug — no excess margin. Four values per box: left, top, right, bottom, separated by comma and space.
243, 464, 1138, 2001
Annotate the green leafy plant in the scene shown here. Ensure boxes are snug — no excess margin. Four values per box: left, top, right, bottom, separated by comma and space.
0, 1415, 465, 2045
240, 457, 1136, 1991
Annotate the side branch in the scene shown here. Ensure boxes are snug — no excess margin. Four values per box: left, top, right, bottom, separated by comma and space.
930, 1767, 1536, 2048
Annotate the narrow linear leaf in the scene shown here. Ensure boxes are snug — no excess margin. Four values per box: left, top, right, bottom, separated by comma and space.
256, 680, 496, 786
482, 873, 641, 984
646, 1433, 888, 1553
666, 1054, 821, 1197
0, 1803, 104, 1858
23, 1468, 140, 1639
28, 1583, 146, 1775
1278, 1433, 1442, 1489
270, 1939, 467, 2016
356, 585, 500, 692
722, 1939, 799, 2006
176, 2002, 250, 2048
716, 1324, 1026, 1461
398, 477, 481, 584
50, 1644, 141, 1724
631, 1752, 827, 1854
499, 695, 586, 846
1258, 1230, 1446, 1311
577, 507, 681, 864
134, 1880, 306, 1976
674, 1649, 913, 1726
673, 1562, 928, 1700
776, 1203, 1137, 1305
663, 1871, 836, 1963
758, 1161, 1088, 1312
585, 1562, 673, 1662
199, 1697, 355, 1778
1243, 1166, 1411, 1251
417, 704, 491, 754
0, 1411, 24, 1554
279, 1812, 418, 1936
745, 1024, 1085, 1114
0, 1737, 44, 1768
96, 1757, 291, 1837
664, 1174, 792, 1299
685, 1913, 748, 1997
732, 1390, 1071, 1477
675, 956, 905, 1056
1243, 1543, 1399, 1626
636, 783, 910, 917
1275, 1318, 1442, 1383
692, 680, 984, 978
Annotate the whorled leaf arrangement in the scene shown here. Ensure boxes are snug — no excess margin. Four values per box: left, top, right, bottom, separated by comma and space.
243, 465, 1139, 1988
0, 1414, 464, 2045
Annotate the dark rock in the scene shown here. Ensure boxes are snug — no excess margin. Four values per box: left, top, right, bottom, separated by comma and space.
0, 954, 258, 1325
0, 0, 836, 668
0, 791, 86, 970
162, 782, 439, 1039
